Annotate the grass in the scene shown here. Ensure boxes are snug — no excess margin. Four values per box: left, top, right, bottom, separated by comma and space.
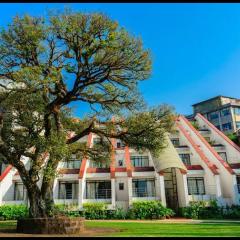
1, 220, 240, 237
85, 221, 240, 237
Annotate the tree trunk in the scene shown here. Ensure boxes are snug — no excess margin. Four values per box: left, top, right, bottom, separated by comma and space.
27, 185, 48, 218
41, 180, 55, 216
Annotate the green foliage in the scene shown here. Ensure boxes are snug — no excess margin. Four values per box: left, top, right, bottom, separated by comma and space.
180, 200, 240, 220
0, 205, 29, 220
82, 202, 108, 219
0, 9, 175, 218
127, 200, 175, 220
54, 201, 173, 220
227, 133, 240, 146
190, 121, 200, 130
180, 201, 207, 219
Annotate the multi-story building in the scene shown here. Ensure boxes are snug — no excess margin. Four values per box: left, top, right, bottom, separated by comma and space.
1, 114, 240, 212
190, 95, 240, 134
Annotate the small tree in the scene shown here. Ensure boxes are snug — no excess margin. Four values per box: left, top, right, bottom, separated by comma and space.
0, 10, 175, 218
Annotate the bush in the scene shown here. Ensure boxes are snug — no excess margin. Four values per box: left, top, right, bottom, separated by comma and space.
82, 202, 107, 219
222, 205, 240, 219
0, 205, 28, 220
179, 200, 240, 220
127, 200, 175, 220
180, 201, 207, 219
55, 201, 173, 220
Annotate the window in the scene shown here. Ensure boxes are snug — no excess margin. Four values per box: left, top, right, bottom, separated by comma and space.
58, 181, 78, 199
89, 161, 109, 168
131, 156, 149, 167
62, 158, 81, 169
221, 108, 230, 116
236, 122, 240, 129
119, 183, 124, 190
215, 125, 221, 130
236, 176, 240, 194
14, 182, 26, 200
116, 140, 125, 148
86, 181, 111, 199
170, 138, 180, 147
118, 159, 124, 167
217, 152, 228, 162
132, 179, 155, 197
222, 122, 232, 131
234, 108, 240, 116
187, 177, 205, 195
179, 154, 191, 165
208, 111, 219, 120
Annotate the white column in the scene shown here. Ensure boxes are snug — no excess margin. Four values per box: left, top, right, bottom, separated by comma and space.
215, 175, 222, 198
128, 177, 133, 206
52, 179, 58, 202
78, 179, 84, 209
232, 175, 240, 205
182, 174, 189, 207
111, 178, 116, 209
159, 175, 166, 207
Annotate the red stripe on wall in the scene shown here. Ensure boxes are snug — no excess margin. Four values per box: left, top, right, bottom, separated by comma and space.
0, 165, 12, 182
125, 146, 132, 177
177, 120, 219, 175
181, 115, 234, 175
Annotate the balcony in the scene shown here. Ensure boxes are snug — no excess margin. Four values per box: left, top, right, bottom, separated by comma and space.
85, 181, 112, 203
132, 179, 156, 200
86, 189, 112, 200
60, 159, 82, 169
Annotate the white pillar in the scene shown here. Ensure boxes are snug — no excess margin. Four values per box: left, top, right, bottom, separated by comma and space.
159, 175, 166, 206
111, 178, 116, 209
232, 175, 240, 205
128, 177, 133, 206
215, 175, 222, 198
182, 174, 189, 207
78, 179, 84, 209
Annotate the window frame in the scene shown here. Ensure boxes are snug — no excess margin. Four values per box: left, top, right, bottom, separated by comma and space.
130, 155, 149, 167
179, 153, 191, 165
187, 177, 205, 195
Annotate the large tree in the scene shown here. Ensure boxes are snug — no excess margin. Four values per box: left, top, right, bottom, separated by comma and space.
0, 11, 175, 218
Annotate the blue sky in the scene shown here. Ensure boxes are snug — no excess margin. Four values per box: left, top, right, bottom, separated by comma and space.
1, 3, 240, 116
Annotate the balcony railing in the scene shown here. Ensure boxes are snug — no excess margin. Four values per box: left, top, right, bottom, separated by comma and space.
86, 189, 112, 199
132, 188, 156, 198
61, 160, 81, 169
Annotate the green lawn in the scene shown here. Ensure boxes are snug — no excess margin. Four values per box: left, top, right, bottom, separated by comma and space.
1, 220, 240, 237
85, 221, 240, 237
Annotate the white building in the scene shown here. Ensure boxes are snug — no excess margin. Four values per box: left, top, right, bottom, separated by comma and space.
0, 113, 240, 212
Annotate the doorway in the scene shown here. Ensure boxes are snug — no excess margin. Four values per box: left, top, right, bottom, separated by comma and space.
163, 168, 179, 213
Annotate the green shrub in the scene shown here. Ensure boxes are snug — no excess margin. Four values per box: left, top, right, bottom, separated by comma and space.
222, 205, 240, 219
82, 202, 108, 219
0, 205, 28, 220
127, 200, 175, 220
179, 200, 240, 220
180, 201, 207, 219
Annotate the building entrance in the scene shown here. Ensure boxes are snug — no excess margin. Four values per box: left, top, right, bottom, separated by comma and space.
163, 168, 179, 212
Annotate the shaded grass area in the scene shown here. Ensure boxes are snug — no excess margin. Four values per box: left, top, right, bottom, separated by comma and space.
1, 220, 240, 237
85, 221, 240, 237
